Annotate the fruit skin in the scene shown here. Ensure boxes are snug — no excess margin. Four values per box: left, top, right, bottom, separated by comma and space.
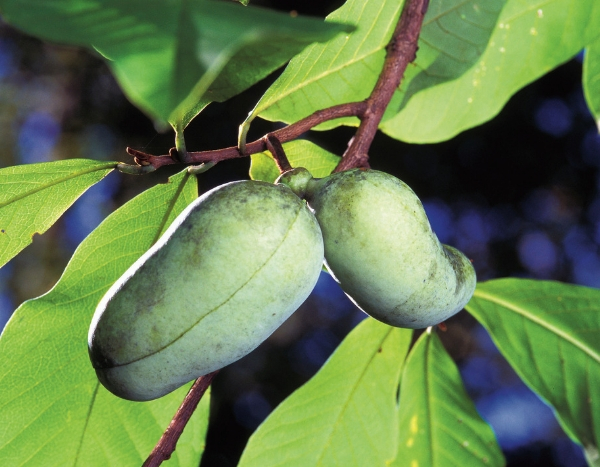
285, 168, 475, 329
88, 180, 324, 401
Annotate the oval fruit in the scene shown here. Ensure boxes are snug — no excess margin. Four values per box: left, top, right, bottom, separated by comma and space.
89, 180, 324, 401
279, 168, 476, 329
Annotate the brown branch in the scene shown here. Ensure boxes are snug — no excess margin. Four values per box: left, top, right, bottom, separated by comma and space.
335, 0, 429, 172
123, 102, 367, 172
143, 371, 219, 467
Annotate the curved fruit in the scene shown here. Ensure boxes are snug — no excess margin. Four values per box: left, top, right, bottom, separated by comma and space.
278, 168, 476, 329
89, 180, 324, 401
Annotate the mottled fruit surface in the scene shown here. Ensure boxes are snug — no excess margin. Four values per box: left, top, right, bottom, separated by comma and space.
89, 180, 324, 401
303, 168, 476, 329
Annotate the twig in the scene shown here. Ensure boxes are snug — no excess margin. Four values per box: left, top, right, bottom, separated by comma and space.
335, 0, 430, 172
121, 102, 367, 173
143, 371, 219, 467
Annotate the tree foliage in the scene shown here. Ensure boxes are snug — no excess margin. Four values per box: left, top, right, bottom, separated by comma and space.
0, 0, 599, 466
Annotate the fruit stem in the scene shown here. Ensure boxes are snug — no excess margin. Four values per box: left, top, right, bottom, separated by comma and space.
264, 134, 292, 173
143, 371, 219, 467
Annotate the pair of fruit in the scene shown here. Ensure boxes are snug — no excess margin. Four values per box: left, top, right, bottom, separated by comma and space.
88, 168, 476, 401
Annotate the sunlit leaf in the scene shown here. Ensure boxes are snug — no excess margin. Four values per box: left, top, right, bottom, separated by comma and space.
238, 318, 412, 467
250, 140, 340, 183
467, 279, 600, 464
381, 0, 600, 142
242, 0, 502, 136
0, 0, 349, 127
0, 159, 115, 269
584, 38, 600, 131
0, 170, 207, 466
390, 329, 504, 467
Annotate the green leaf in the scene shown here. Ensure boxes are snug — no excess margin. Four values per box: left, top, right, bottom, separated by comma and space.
0, 170, 206, 466
0, 159, 115, 269
391, 329, 504, 467
238, 318, 412, 467
241, 0, 502, 135
0, 0, 349, 128
466, 279, 600, 464
584, 38, 600, 131
242, 0, 403, 133
381, 0, 600, 142
250, 140, 340, 183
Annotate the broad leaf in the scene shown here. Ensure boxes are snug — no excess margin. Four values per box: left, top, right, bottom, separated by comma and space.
391, 329, 504, 467
466, 279, 600, 464
241, 0, 502, 138
0, 0, 349, 127
584, 38, 600, 131
0, 170, 207, 466
238, 318, 412, 467
250, 140, 340, 183
0, 159, 115, 269
381, 0, 600, 142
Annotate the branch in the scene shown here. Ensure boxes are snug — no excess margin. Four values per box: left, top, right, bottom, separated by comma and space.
143, 371, 219, 467
123, 102, 366, 172
335, 0, 429, 172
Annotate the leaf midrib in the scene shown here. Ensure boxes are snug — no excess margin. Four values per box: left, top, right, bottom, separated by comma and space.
314, 327, 395, 466
473, 289, 600, 364
0, 163, 116, 209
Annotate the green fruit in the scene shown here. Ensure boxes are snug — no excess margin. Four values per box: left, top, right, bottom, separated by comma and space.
89, 180, 324, 401
278, 168, 476, 329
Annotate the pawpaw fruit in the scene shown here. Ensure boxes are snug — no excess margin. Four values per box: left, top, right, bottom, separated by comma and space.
278, 168, 476, 329
89, 180, 324, 401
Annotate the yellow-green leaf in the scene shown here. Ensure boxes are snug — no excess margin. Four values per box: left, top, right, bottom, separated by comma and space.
391, 330, 504, 467
250, 140, 340, 182
0, 159, 115, 269
0, 170, 206, 466
584, 38, 600, 131
239, 318, 412, 467
467, 278, 600, 464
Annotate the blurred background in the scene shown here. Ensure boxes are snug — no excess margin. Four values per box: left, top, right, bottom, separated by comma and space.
0, 1, 598, 466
